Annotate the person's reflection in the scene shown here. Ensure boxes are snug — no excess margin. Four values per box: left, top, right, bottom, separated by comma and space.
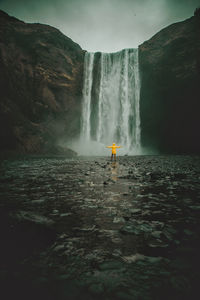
111, 161, 118, 182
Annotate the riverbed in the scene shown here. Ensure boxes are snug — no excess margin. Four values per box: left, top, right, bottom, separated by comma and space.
0, 155, 200, 300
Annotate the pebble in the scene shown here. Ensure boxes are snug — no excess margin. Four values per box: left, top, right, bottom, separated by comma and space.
1, 156, 200, 300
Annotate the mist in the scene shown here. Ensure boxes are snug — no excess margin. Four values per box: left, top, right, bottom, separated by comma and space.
0, 0, 199, 52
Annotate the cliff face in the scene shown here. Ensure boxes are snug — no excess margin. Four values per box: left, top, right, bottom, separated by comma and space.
0, 10, 84, 154
139, 16, 200, 153
1, 10, 200, 155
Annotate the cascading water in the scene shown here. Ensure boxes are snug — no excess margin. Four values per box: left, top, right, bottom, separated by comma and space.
80, 48, 141, 155
81, 52, 95, 141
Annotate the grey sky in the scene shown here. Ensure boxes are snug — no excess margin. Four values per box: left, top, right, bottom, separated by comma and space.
0, 0, 199, 52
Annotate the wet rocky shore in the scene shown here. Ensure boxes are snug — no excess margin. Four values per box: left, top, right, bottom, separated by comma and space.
0, 155, 200, 300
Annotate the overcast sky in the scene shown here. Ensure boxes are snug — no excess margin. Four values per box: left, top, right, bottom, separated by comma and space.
0, 0, 199, 52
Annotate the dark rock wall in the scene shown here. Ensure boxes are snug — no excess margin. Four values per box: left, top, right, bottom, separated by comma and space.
0, 10, 85, 154
139, 16, 200, 153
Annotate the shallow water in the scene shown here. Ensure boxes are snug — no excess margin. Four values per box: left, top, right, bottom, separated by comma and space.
0, 155, 200, 299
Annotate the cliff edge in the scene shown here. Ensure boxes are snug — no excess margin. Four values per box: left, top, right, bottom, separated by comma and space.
0, 10, 84, 155
139, 15, 200, 153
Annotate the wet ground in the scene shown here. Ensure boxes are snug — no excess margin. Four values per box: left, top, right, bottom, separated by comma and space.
0, 155, 200, 300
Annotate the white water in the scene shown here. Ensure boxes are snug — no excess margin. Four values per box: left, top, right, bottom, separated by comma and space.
79, 48, 141, 156
81, 52, 95, 141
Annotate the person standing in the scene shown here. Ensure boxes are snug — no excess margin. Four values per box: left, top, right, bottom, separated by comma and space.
106, 143, 121, 161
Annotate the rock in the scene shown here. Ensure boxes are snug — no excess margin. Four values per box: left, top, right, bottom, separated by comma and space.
13, 210, 54, 227
60, 213, 72, 217
0, 10, 84, 155
0, 155, 200, 300
142, 210, 151, 216
75, 225, 96, 232
0, 209, 56, 264
122, 253, 145, 263
139, 16, 200, 153
31, 199, 45, 204
112, 249, 122, 257
148, 240, 169, 248
151, 231, 162, 239
121, 221, 164, 236
130, 208, 142, 214
53, 244, 65, 252
189, 205, 200, 210
51, 209, 59, 216
113, 217, 125, 223
145, 256, 163, 263
59, 233, 68, 239
99, 260, 124, 270
183, 229, 194, 235
120, 224, 140, 235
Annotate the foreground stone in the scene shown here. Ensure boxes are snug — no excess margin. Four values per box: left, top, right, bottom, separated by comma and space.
0, 155, 199, 299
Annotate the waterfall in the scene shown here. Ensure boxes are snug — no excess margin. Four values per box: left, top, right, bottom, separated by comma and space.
81, 52, 95, 140
80, 48, 141, 155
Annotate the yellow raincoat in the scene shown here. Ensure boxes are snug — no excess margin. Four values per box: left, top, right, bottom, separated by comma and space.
106, 143, 121, 154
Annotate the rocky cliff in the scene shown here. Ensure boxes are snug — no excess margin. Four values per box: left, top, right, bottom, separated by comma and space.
0, 10, 84, 155
1, 9, 200, 155
139, 16, 200, 153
